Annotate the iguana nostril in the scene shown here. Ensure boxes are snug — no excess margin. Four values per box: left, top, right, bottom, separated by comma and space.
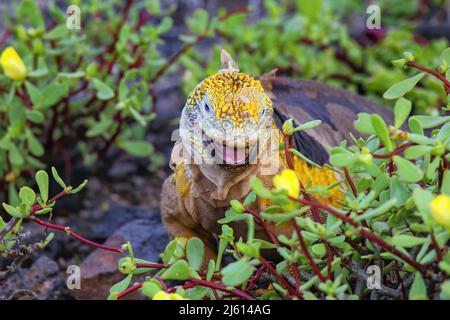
221, 119, 233, 131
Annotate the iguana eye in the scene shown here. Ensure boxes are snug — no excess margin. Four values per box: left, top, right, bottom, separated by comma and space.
202, 100, 213, 115
260, 106, 266, 116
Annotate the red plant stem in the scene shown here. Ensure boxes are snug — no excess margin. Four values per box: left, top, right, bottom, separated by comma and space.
98, 0, 134, 69
45, 107, 59, 149
283, 135, 295, 172
29, 216, 123, 253
0, 29, 10, 47
292, 223, 327, 282
324, 240, 334, 281
258, 256, 301, 299
430, 231, 444, 263
218, 6, 251, 21
134, 263, 170, 269
406, 61, 450, 94
189, 278, 255, 300
15, 87, 32, 109
244, 208, 281, 247
99, 115, 124, 156
343, 166, 357, 197
244, 266, 266, 291
372, 143, 415, 159
292, 197, 427, 275
283, 135, 321, 222
116, 282, 143, 300
1, 189, 67, 241
30, 190, 68, 214
291, 264, 303, 299
388, 160, 395, 175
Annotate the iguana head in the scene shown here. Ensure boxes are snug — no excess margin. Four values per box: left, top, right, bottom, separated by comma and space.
180, 50, 273, 169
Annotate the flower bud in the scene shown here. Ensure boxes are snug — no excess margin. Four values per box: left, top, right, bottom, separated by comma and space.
0, 47, 27, 81
430, 194, 450, 230
282, 119, 295, 136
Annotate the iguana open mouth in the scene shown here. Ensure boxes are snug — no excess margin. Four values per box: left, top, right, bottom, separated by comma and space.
201, 129, 257, 166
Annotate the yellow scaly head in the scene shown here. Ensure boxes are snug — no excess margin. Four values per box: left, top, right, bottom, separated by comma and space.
180, 50, 274, 168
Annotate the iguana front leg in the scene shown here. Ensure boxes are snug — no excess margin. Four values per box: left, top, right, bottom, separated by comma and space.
160, 175, 218, 265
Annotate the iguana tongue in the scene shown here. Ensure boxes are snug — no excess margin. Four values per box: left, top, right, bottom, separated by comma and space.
222, 145, 246, 164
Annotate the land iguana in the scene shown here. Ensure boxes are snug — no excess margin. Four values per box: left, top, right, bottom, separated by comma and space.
160, 50, 393, 261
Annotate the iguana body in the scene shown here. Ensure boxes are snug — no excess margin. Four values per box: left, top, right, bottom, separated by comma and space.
160, 50, 392, 261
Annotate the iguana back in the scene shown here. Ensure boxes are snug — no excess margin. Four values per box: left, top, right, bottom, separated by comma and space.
263, 76, 393, 166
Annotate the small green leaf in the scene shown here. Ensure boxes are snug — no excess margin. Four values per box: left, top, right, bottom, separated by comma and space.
440, 280, 450, 300
383, 73, 425, 100
71, 179, 88, 194
92, 78, 115, 100
251, 177, 272, 198
28, 69, 48, 78
354, 113, 375, 135
329, 152, 357, 167
58, 71, 85, 79
441, 47, 450, 66
206, 260, 215, 281
26, 130, 44, 156
25, 110, 45, 124
186, 237, 205, 271
119, 141, 154, 157
2, 203, 23, 218
51, 166, 66, 189
230, 200, 244, 213
35, 207, 52, 215
35, 170, 49, 203
19, 186, 36, 206
44, 25, 67, 40
141, 281, 162, 299
393, 156, 423, 183
41, 83, 69, 108
409, 115, 450, 129
404, 145, 432, 159
161, 260, 191, 281
243, 191, 256, 206
391, 235, 428, 248
186, 9, 209, 35
108, 274, 133, 300
408, 117, 423, 135
221, 259, 254, 287
25, 81, 43, 108
86, 118, 113, 137
19, 0, 45, 28
156, 16, 173, 34
409, 272, 428, 300
442, 170, 450, 195
294, 120, 322, 132
394, 98, 412, 128
9, 144, 24, 165
311, 243, 326, 257
371, 114, 393, 151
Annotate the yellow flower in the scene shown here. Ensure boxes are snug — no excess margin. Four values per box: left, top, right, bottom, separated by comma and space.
430, 194, 450, 230
153, 290, 187, 300
0, 46, 27, 81
273, 169, 300, 198
168, 293, 187, 300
